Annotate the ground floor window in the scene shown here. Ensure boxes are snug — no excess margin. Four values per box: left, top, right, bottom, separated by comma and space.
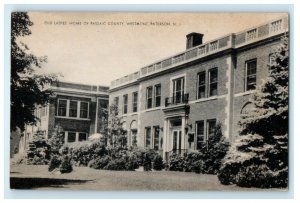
195, 119, 217, 149
65, 131, 88, 143
153, 126, 160, 150
67, 132, 76, 143
145, 127, 151, 148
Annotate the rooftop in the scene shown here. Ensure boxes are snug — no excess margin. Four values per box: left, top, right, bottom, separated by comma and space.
110, 16, 288, 90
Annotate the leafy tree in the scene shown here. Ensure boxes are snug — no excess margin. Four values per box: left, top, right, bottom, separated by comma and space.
107, 104, 127, 148
218, 36, 288, 188
200, 123, 230, 174
11, 12, 57, 131
48, 125, 65, 155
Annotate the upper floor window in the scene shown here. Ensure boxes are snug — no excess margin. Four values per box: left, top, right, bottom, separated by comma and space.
58, 99, 67, 117
132, 92, 138, 112
154, 84, 161, 107
57, 99, 89, 119
172, 77, 185, 103
146, 86, 153, 109
69, 101, 78, 117
123, 94, 128, 114
208, 68, 218, 97
245, 59, 257, 91
80, 102, 88, 118
197, 71, 206, 99
114, 96, 119, 107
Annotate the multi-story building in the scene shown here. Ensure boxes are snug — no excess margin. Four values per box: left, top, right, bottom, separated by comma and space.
109, 16, 288, 160
17, 81, 109, 154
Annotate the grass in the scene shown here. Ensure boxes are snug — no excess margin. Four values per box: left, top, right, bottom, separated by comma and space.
10, 164, 284, 191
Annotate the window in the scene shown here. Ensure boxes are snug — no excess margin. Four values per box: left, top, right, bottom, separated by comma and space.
114, 96, 119, 107
146, 87, 153, 109
207, 119, 217, 140
145, 127, 151, 148
197, 71, 206, 99
196, 121, 204, 149
78, 133, 87, 141
80, 102, 88, 118
245, 59, 257, 91
132, 92, 138, 112
173, 77, 185, 103
208, 68, 218, 97
123, 94, 128, 114
67, 132, 76, 143
69, 101, 78, 117
153, 126, 160, 150
269, 53, 276, 71
154, 84, 161, 107
58, 100, 67, 116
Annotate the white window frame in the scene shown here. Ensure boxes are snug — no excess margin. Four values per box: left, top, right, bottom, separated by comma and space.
79, 101, 89, 118
154, 84, 161, 107
64, 131, 89, 143
57, 99, 90, 119
208, 67, 218, 97
245, 59, 257, 92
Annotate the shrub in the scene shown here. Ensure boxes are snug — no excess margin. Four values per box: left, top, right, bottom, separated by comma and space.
153, 154, 164, 171
48, 125, 64, 155
61, 140, 108, 166
89, 155, 111, 170
169, 154, 185, 172
218, 161, 241, 185
48, 154, 61, 172
26, 133, 51, 165
184, 151, 203, 173
59, 155, 73, 173
125, 151, 140, 170
104, 157, 127, 171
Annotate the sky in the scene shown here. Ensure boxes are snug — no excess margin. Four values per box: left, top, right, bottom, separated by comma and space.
21, 12, 286, 86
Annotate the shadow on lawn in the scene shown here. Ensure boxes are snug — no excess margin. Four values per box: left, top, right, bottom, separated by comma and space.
10, 177, 92, 189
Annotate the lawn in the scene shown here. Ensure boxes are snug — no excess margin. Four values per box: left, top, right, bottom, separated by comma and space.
10, 164, 284, 191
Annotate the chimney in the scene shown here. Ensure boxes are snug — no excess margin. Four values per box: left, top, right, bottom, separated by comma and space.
186, 32, 204, 49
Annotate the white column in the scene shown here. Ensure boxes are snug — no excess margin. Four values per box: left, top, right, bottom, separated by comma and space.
162, 119, 168, 160
75, 132, 79, 142
181, 116, 186, 150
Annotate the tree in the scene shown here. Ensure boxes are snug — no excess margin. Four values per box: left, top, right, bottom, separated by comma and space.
107, 104, 127, 148
48, 125, 65, 155
218, 36, 288, 188
11, 12, 57, 131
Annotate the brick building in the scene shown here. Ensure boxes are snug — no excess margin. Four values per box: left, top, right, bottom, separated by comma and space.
18, 81, 109, 154
109, 16, 288, 160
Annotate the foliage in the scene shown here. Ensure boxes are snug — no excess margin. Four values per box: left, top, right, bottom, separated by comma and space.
200, 124, 230, 174
107, 104, 127, 148
48, 125, 64, 155
218, 36, 288, 188
89, 155, 111, 170
48, 154, 61, 172
184, 151, 204, 173
62, 140, 108, 166
26, 132, 51, 165
11, 12, 57, 131
169, 154, 185, 172
59, 155, 73, 173
153, 154, 164, 171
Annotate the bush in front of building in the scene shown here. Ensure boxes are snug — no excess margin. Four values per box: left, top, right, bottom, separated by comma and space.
153, 154, 164, 171
88, 155, 111, 170
200, 124, 230, 174
59, 155, 73, 173
61, 140, 108, 166
26, 133, 51, 165
168, 154, 185, 172
48, 154, 62, 172
184, 151, 204, 173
